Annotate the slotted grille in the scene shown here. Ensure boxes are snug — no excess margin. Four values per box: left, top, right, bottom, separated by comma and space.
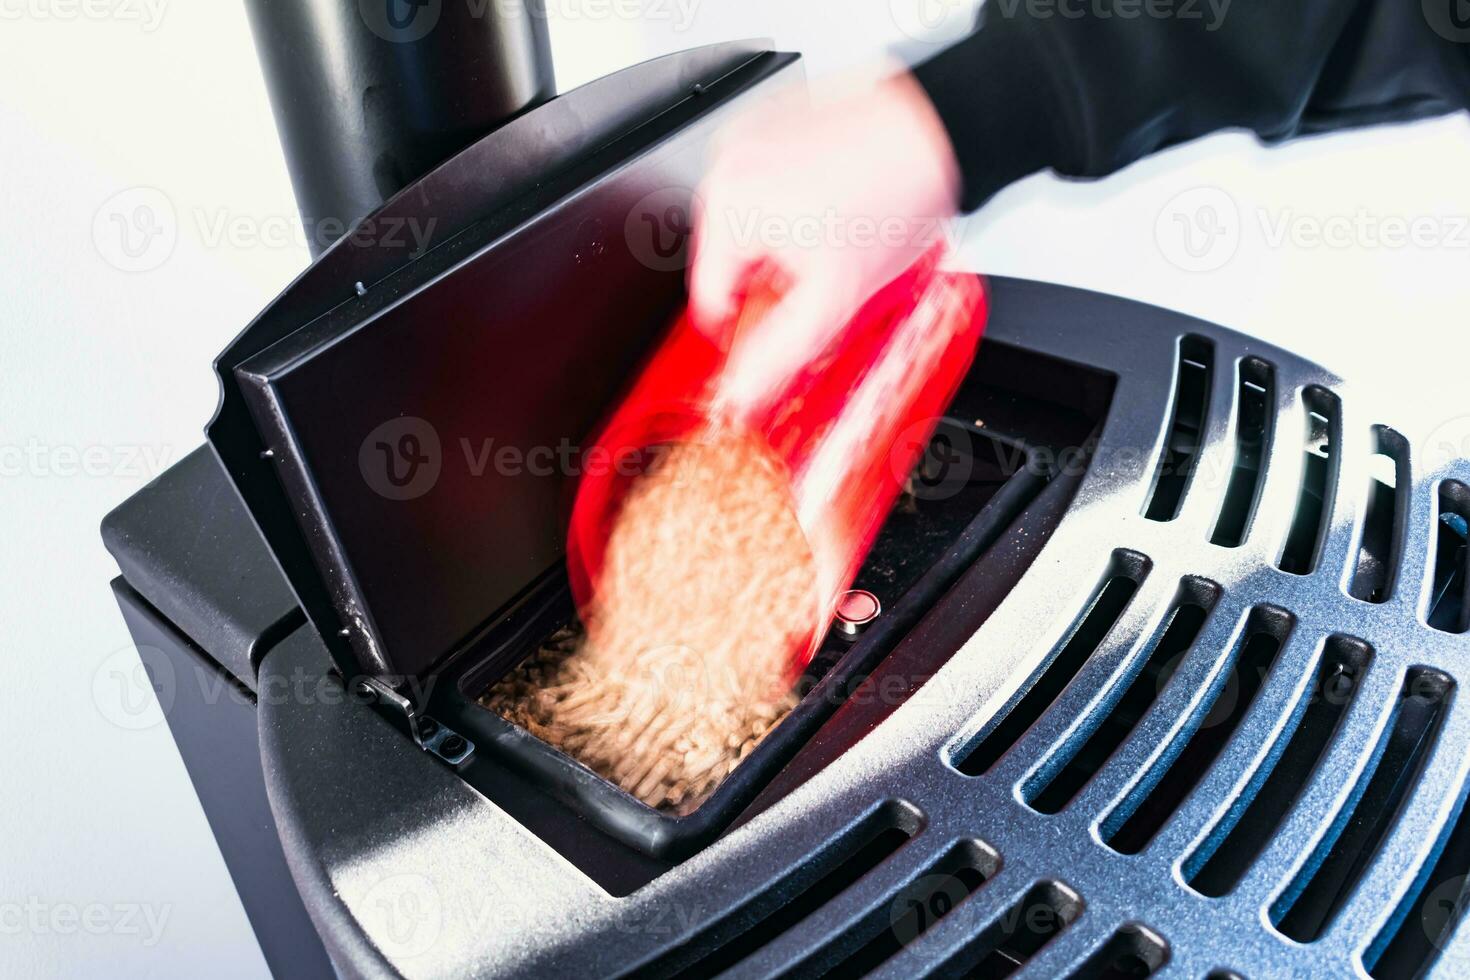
320, 278, 1470, 979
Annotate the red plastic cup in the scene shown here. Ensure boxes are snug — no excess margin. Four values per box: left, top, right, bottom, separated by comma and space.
566, 246, 988, 680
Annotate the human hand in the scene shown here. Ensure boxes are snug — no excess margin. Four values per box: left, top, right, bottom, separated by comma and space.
690, 64, 962, 416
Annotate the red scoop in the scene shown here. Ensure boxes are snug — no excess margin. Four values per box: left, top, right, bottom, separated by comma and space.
566, 246, 988, 680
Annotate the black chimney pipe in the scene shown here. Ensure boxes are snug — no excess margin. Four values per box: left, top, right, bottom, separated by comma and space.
244, 0, 555, 256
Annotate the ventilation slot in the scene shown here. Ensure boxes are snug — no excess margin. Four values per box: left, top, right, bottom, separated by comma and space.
1069, 924, 1169, 979
794, 841, 1000, 979
1429, 481, 1470, 633
1369, 768, 1470, 977
632, 804, 919, 979
1104, 607, 1294, 855
1349, 428, 1409, 603
1185, 636, 1373, 898
1211, 358, 1275, 547
1272, 669, 1454, 943
1279, 387, 1341, 575
955, 552, 1151, 777
1025, 578, 1221, 814
1144, 335, 1214, 522
933, 881, 1083, 978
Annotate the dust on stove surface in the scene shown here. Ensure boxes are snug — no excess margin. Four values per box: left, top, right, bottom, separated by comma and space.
479, 437, 817, 814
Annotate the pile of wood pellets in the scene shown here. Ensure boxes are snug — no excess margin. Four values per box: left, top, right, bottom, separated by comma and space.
480, 438, 818, 813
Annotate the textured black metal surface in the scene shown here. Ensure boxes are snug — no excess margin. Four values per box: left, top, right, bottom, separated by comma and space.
222, 46, 802, 683
101, 446, 302, 691
258, 624, 500, 979
109, 580, 332, 979
243, 0, 555, 256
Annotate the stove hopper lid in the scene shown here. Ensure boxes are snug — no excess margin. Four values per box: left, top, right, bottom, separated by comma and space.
207, 43, 804, 687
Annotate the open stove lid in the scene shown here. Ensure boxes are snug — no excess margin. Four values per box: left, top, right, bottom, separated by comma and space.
205, 42, 803, 686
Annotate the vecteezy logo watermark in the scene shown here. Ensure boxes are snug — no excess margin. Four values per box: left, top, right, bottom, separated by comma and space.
1426, 415, 1470, 471
360, 417, 442, 501
361, 873, 443, 960
1156, 186, 1241, 273
889, 0, 975, 44
92, 645, 174, 731
0, 0, 169, 31
1422, 874, 1470, 949
891, 418, 976, 502
359, 0, 442, 43
888, 871, 976, 951
92, 187, 177, 273
625, 187, 700, 272
1425, 0, 1470, 42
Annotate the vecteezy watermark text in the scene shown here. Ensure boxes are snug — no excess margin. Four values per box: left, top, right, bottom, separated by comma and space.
0, 440, 174, 480
0, 899, 171, 947
93, 186, 439, 272
1257, 208, 1470, 251
93, 641, 444, 731
359, 420, 682, 502
719, 208, 962, 253
990, 0, 1231, 30
0, 0, 167, 31
358, 0, 700, 45
194, 209, 438, 257
1157, 186, 1470, 272
621, 186, 968, 273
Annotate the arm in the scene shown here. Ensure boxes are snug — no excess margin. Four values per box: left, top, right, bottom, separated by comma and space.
913, 1, 1470, 210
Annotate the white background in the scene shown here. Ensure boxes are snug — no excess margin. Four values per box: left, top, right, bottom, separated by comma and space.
1, 1, 1467, 976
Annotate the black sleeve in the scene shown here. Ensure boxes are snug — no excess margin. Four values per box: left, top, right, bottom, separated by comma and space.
911, 1, 1470, 211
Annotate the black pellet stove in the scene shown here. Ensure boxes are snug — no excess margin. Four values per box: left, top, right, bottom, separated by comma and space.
104, 4, 1470, 978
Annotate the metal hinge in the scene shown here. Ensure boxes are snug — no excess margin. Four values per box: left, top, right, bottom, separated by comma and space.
353, 676, 474, 766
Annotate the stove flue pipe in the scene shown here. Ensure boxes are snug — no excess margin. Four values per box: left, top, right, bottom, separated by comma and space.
244, 0, 555, 256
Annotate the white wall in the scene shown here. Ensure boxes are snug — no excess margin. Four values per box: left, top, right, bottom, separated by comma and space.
1, 2, 1466, 976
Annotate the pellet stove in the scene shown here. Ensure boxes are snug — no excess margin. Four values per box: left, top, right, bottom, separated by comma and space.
104, 5, 1470, 978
